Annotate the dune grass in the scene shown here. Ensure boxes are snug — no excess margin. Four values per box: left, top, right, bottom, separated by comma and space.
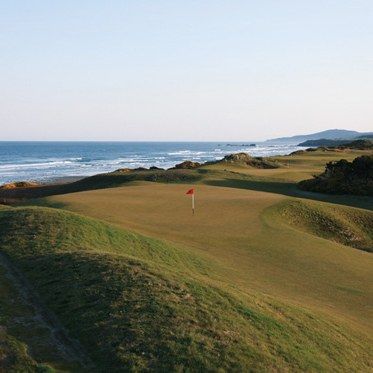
0, 206, 372, 371
275, 199, 373, 252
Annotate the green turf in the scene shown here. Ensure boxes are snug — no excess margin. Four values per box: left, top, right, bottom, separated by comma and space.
0, 206, 371, 371
40, 182, 373, 329
274, 199, 373, 252
0, 264, 58, 372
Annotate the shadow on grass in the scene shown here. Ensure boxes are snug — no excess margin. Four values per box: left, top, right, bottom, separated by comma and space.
204, 178, 373, 211
0, 170, 202, 206
18, 198, 68, 209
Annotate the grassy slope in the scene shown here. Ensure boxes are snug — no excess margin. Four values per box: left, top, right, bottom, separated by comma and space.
275, 199, 373, 252
0, 264, 67, 373
0, 331, 39, 373
0, 221, 86, 371
42, 184, 373, 333
0, 203, 50, 372
0, 206, 371, 371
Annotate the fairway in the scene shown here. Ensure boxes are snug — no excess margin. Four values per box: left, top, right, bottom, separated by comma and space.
44, 182, 373, 334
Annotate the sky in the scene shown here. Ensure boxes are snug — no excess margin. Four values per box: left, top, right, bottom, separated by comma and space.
0, 1, 372, 141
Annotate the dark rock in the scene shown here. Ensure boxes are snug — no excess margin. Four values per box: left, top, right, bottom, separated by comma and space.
223, 152, 252, 162
149, 166, 165, 170
172, 161, 201, 169
290, 150, 306, 156
222, 153, 279, 169
133, 167, 149, 172
0, 181, 40, 190
113, 168, 132, 173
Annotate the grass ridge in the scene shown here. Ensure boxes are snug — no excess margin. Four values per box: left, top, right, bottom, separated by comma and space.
0, 206, 372, 371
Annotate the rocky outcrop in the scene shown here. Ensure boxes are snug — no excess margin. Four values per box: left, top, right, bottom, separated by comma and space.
223, 153, 252, 162
0, 181, 39, 190
113, 168, 132, 173
172, 161, 201, 169
149, 166, 165, 170
222, 153, 279, 169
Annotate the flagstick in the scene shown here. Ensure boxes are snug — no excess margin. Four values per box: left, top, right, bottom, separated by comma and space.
192, 193, 195, 215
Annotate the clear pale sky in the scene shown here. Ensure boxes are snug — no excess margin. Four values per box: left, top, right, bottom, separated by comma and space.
1, 1, 372, 141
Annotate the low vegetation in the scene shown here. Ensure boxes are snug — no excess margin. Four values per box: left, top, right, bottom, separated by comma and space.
336, 139, 373, 150
299, 155, 373, 196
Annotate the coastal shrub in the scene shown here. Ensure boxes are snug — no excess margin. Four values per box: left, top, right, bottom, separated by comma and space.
298, 155, 373, 196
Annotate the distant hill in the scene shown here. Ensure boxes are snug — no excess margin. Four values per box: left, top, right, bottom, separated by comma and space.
297, 139, 352, 147
356, 134, 373, 139
332, 139, 372, 150
266, 129, 373, 144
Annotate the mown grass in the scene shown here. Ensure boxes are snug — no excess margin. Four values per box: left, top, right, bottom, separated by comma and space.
43, 183, 373, 329
1, 206, 372, 371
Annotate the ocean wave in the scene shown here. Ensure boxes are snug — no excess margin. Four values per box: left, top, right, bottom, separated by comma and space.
0, 160, 76, 170
167, 150, 208, 156
0, 143, 305, 184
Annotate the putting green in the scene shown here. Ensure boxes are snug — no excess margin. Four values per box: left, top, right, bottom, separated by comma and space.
44, 182, 373, 334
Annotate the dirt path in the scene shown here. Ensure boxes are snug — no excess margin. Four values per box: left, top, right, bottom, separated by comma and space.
0, 252, 95, 371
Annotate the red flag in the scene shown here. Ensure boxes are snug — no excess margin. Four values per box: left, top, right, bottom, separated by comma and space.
186, 188, 194, 195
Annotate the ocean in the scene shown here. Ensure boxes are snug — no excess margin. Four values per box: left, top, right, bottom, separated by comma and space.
0, 141, 305, 184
